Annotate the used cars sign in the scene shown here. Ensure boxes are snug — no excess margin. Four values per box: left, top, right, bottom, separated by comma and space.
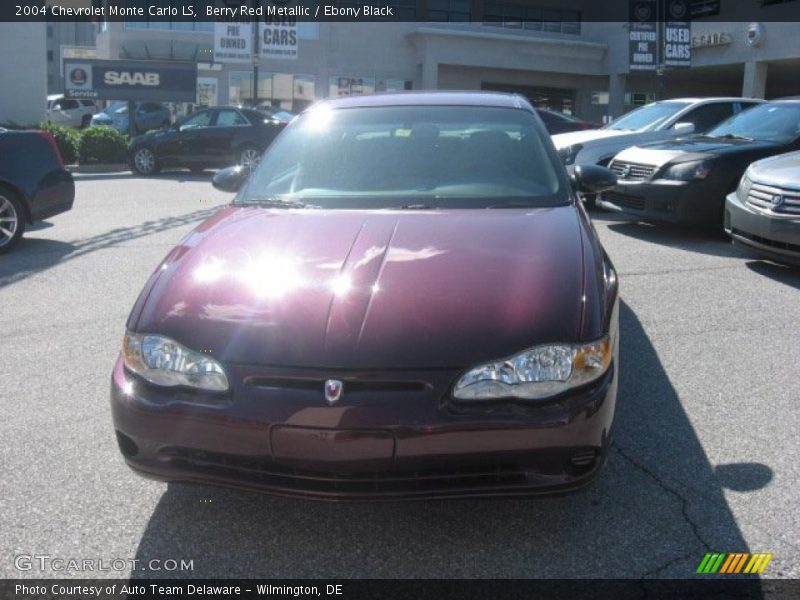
64, 59, 197, 102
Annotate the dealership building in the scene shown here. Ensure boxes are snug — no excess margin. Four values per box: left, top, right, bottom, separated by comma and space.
3, 1, 800, 126
90, 0, 800, 122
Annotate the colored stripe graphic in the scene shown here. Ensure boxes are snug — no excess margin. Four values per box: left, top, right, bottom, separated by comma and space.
698, 553, 773, 574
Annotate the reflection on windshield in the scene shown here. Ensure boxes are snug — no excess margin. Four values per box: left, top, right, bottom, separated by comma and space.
238, 105, 566, 209
709, 104, 800, 143
606, 102, 690, 132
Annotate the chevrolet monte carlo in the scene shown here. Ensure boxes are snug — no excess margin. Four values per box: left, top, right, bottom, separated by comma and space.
111, 92, 620, 500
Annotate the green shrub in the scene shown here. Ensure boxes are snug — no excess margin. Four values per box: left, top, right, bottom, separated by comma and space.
36, 122, 80, 164
78, 126, 128, 164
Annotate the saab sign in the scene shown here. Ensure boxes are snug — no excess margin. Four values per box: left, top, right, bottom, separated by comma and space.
64, 59, 197, 102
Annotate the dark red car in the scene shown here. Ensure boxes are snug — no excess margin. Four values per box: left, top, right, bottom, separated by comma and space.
111, 92, 620, 500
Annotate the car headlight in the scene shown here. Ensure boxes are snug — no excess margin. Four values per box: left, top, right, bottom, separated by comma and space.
122, 332, 229, 392
452, 337, 611, 401
737, 172, 752, 201
662, 159, 713, 181
558, 144, 583, 166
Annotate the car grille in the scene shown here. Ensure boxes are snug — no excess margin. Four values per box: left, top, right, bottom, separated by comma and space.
158, 447, 590, 497
602, 190, 646, 211
746, 182, 800, 216
731, 228, 800, 255
609, 160, 657, 181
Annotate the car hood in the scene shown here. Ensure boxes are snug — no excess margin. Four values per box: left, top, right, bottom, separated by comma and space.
613, 136, 781, 168
748, 150, 800, 188
551, 128, 633, 149
133, 206, 587, 369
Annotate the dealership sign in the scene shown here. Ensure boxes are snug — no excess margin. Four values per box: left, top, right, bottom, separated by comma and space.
214, 20, 253, 63
63, 59, 197, 102
629, 0, 691, 71
629, 0, 658, 71
664, 0, 691, 67
260, 18, 298, 60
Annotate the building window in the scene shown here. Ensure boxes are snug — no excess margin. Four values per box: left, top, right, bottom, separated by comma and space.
337, 0, 416, 19
47, 50, 54, 62
378, 79, 414, 92
124, 0, 216, 31
429, 0, 471, 22
690, 0, 721, 17
484, 4, 581, 34
229, 72, 315, 112
330, 77, 376, 98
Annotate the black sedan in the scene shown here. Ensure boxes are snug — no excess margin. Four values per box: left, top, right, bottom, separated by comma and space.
599, 100, 800, 227
0, 129, 74, 253
128, 106, 286, 175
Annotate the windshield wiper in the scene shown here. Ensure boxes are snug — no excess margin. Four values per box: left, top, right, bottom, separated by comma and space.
240, 197, 314, 208
718, 133, 754, 141
486, 202, 542, 209
393, 203, 435, 210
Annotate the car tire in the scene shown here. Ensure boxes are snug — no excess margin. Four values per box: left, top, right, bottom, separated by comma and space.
0, 186, 26, 254
161, 120, 170, 129
238, 145, 262, 169
131, 147, 160, 176
80, 114, 91, 129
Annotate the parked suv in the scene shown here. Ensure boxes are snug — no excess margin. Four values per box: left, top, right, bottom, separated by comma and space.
91, 102, 171, 134
46, 94, 97, 128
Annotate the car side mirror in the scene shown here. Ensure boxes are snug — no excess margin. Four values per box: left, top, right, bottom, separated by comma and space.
672, 121, 695, 134
572, 164, 617, 194
212, 165, 248, 193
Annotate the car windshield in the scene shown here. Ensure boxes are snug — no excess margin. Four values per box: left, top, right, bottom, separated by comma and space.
238, 105, 566, 209
708, 103, 800, 143
605, 101, 690, 132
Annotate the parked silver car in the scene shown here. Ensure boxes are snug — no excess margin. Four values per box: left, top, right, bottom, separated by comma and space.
90, 101, 171, 134
725, 150, 800, 266
553, 97, 763, 168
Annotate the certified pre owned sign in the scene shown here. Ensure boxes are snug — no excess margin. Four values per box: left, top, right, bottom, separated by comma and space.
64, 59, 197, 102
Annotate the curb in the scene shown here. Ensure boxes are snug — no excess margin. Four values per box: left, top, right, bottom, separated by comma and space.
66, 163, 129, 174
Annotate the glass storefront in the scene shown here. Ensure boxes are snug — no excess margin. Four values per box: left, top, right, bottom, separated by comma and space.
228, 72, 316, 111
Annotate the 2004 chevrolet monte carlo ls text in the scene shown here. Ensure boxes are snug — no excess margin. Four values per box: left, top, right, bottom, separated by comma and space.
110, 92, 620, 500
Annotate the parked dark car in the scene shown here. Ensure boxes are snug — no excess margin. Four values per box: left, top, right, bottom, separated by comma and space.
91, 101, 171, 134
725, 150, 800, 266
111, 92, 619, 500
128, 106, 286, 175
599, 100, 800, 227
536, 108, 599, 135
0, 129, 74, 253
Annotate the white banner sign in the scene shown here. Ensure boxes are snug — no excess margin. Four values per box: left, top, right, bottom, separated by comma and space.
213, 21, 253, 64
260, 19, 298, 60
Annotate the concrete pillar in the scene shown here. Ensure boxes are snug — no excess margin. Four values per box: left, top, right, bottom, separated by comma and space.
608, 73, 627, 121
421, 59, 439, 91
742, 61, 768, 99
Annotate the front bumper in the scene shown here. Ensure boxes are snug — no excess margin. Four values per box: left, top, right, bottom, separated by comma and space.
725, 191, 800, 266
598, 178, 723, 226
110, 354, 618, 501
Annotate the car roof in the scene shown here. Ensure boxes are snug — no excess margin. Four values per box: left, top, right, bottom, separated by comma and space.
313, 91, 534, 111
657, 97, 766, 104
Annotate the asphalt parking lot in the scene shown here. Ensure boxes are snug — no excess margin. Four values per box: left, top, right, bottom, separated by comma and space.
1, 172, 798, 581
